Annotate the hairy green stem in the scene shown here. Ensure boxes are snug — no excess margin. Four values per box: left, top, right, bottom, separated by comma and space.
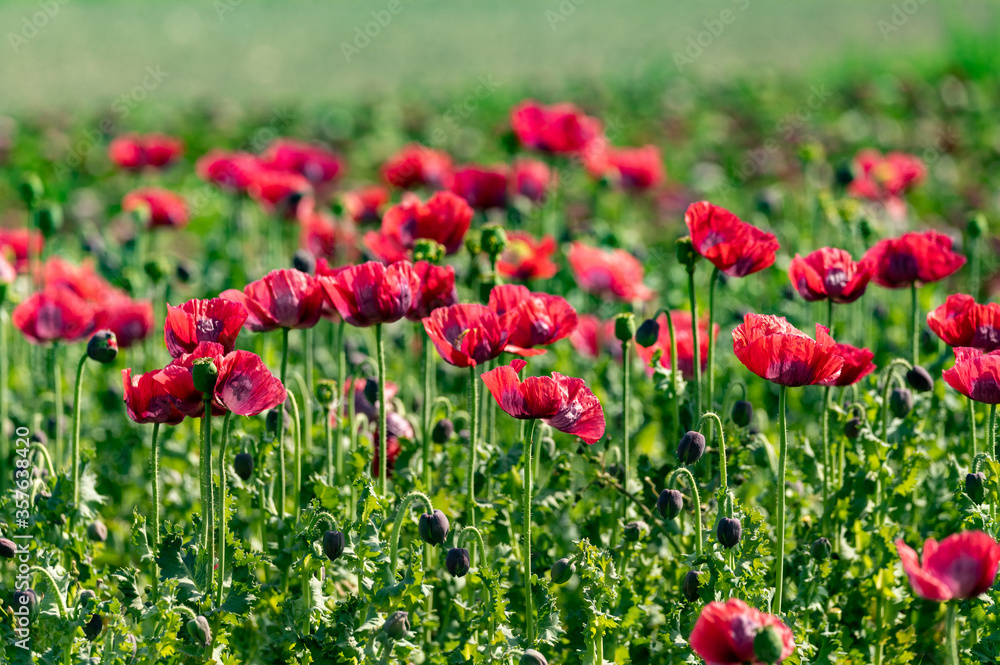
821, 386, 831, 531
70, 354, 87, 508
687, 268, 702, 418
523, 419, 538, 644
911, 283, 919, 366
667, 466, 703, 557
376, 323, 388, 497
388, 491, 434, 573
29, 566, 66, 618
203, 399, 215, 600
216, 411, 232, 608
622, 339, 631, 527
150, 423, 161, 600
468, 365, 480, 539
706, 267, 720, 414
278, 327, 290, 519
289, 383, 304, 519
697, 411, 727, 494
969, 397, 978, 460
775, 384, 788, 614
946, 601, 959, 665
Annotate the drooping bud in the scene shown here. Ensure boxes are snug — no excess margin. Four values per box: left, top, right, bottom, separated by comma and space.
125, 634, 138, 664
520, 649, 548, 665
144, 257, 171, 284
968, 212, 988, 240
967, 472, 987, 505
677, 431, 706, 465
657, 489, 683, 520
753, 625, 785, 664
191, 358, 218, 394
614, 313, 636, 344
322, 530, 345, 561
446, 547, 471, 577
413, 238, 445, 264
186, 615, 212, 647
635, 318, 659, 348
811, 537, 832, 560
418, 510, 450, 546
234, 452, 254, 480
36, 203, 63, 237
682, 570, 700, 602
18, 172, 43, 209
87, 521, 108, 543
292, 248, 316, 275
550, 558, 574, 584
731, 400, 753, 428
480, 225, 509, 260
266, 409, 281, 436
716, 517, 742, 549
84, 612, 104, 641
889, 387, 913, 419
316, 379, 337, 406
12, 589, 38, 623
844, 417, 862, 440
623, 521, 648, 543
87, 330, 119, 364
383, 611, 410, 640
432, 418, 454, 444
0, 538, 16, 558
905, 366, 934, 393
675, 236, 699, 270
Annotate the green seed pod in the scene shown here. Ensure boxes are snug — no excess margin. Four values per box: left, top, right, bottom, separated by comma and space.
316, 379, 337, 406
413, 239, 445, 264
191, 358, 218, 394
675, 236, 699, 269
446, 547, 471, 577
550, 557, 574, 584
480, 224, 509, 259
634, 318, 660, 348
418, 510, 450, 546
811, 537, 832, 560
464, 230, 482, 256
657, 489, 683, 520
144, 257, 172, 284
87, 330, 119, 364
186, 615, 212, 647
520, 649, 548, 665
731, 400, 753, 427
968, 213, 988, 240
383, 610, 410, 640
614, 313, 636, 344
753, 625, 785, 664
967, 472, 987, 505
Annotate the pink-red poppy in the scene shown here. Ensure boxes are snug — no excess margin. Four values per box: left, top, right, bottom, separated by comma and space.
481, 359, 605, 444
815, 326, 876, 386
567, 243, 652, 302
635, 310, 717, 380
0, 228, 43, 273
585, 145, 664, 191
342, 186, 390, 225
787, 247, 870, 304
196, 150, 260, 193
100, 296, 154, 349
861, 231, 966, 289
449, 164, 508, 210
848, 149, 925, 218
13, 287, 97, 344
319, 261, 417, 327
109, 133, 183, 171
689, 598, 795, 665
365, 191, 473, 263
487, 284, 577, 356
164, 297, 248, 358
509, 159, 552, 203
422, 303, 508, 368
497, 232, 558, 282
569, 315, 622, 361
928, 294, 1000, 351
685, 201, 779, 278
732, 313, 844, 387
221, 269, 324, 332
510, 100, 603, 155
943, 347, 1000, 404
260, 138, 345, 188
381, 143, 453, 190
896, 531, 1000, 601
371, 435, 402, 478
299, 209, 359, 264
40, 257, 117, 303
121, 368, 185, 425
0, 255, 15, 285
406, 262, 458, 321
122, 188, 189, 229
247, 169, 314, 220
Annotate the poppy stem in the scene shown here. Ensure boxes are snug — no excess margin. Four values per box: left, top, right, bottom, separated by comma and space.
376, 323, 388, 498
662, 309, 680, 447
706, 266, 720, 415
621, 339, 631, 526
696, 412, 727, 495
203, 398, 215, 599
216, 411, 232, 609
303, 327, 314, 486
991, 404, 997, 460
467, 365, 479, 550
821, 386, 831, 532
278, 327, 290, 519
667, 467, 702, 557
336, 321, 347, 485
775, 383, 788, 614
968, 397, 978, 460
0, 300, 7, 495
421, 330, 433, 493
523, 418, 538, 645
149, 422, 161, 601
289, 382, 304, 520
70, 353, 87, 509
910, 282, 919, 366
687, 267, 703, 419
945, 601, 960, 665
387, 491, 433, 575
325, 399, 334, 486
50, 344, 63, 470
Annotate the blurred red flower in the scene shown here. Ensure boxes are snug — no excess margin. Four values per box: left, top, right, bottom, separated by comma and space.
732, 313, 844, 387
13, 286, 97, 344
122, 187, 189, 229
848, 149, 925, 218
381, 143, 453, 190
510, 100, 603, 155
509, 159, 552, 203
896, 531, 1000, 601
635, 310, 717, 380
422, 303, 508, 368
943, 347, 1000, 404
319, 261, 417, 327
406, 262, 457, 321
570, 315, 622, 361
928, 294, 1000, 351
365, 191, 472, 262
371, 435, 402, 478
260, 138, 345, 189
498, 232, 558, 282
342, 185, 390, 225
449, 164, 508, 210
299, 209, 359, 264
109, 133, 183, 170
788, 247, 870, 303
0, 228, 43, 273
100, 296, 154, 349
567, 243, 652, 302
685, 201, 779, 278
586, 145, 664, 191
487, 284, 577, 356
164, 297, 248, 357
40, 257, 117, 303
196, 150, 260, 193
815, 326, 875, 386
247, 169, 314, 220
221, 269, 324, 332
861, 231, 966, 289
689, 598, 795, 665
121, 368, 185, 425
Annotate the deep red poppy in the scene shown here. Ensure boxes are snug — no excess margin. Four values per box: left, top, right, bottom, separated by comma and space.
122, 187, 189, 229
13, 287, 97, 344
510, 100, 603, 154
861, 231, 966, 289
732, 313, 844, 387
365, 191, 473, 262
221, 269, 324, 332
40, 257, 117, 303
319, 261, 417, 327
164, 297, 248, 358
815, 326, 876, 386
928, 294, 1000, 351
689, 598, 795, 665
0, 228, 43, 273
158, 342, 228, 417
569, 315, 622, 361
449, 164, 508, 210
685, 201, 779, 278
422, 303, 508, 368
109, 133, 183, 170
509, 159, 552, 203
896, 531, 1000, 601
381, 143, 453, 190
299, 209, 359, 264
497, 232, 558, 282
406, 262, 458, 321
342, 186, 390, 225
635, 310, 717, 380
99, 296, 154, 349
121, 368, 185, 425
787, 247, 870, 304
585, 145, 664, 191
371, 435, 402, 478
848, 149, 926, 216
487, 284, 577, 356
481, 359, 605, 444
247, 168, 314, 220
567, 243, 653, 302
260, 138, 345, 188
943, 347, 1000, 404
195, 150, 260, 193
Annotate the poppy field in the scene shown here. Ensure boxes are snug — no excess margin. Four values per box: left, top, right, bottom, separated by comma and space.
4, 27, 1000, 665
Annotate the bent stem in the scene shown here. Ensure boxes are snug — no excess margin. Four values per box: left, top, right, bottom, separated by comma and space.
775, 384, 788, 615
216, 411, 232, 609
687, 267, 702, 418
70, 354, 87, 508
387, 491, 434, 574
523, 419, 538, 645
376, 323, 388, 497
667, 466, 703, 557
696, 411, 727, 494
149, 423, 161, 601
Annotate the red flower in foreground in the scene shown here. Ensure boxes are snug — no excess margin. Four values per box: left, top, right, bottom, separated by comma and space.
299, 209, 359, 264
788, 247, 870, 304
122, 188, 189, 229
943, 347, 1000, 404
567, 243, 652, 302
342, 186, 390, 225
260, 138, 344, 188
861, 231, 965, 289
732, 313, 844, 387
586, 145, 664, 192
896, 531, 1000, 601
689, 598, 795, 665
928, 294, 1000, 351
481, 359, 605, 444
815, 326, 876, 386
406, 262, 457, 321
319, 261, 417, 327
422, 303, 508, 368
109, 133, 183, 170
686, 201, 779, 278
13, 287, 97, 344
450, 164, 508, 210
381, 143, 453, 190
510, 100, 603, 154
221, 269, 324, 332
488, 284, 577, 356
365, 191, 473, 262
196, 150, 260, 193
0, 228, 43, 273
509, 159, 552, 203
164, 297, 248, 358
100, 296, 154, 348
247, 169, 314, 220
122, 368, 185, 425
497, 232, 558, 282
570, 315, 622, 361
635, 310, 717, 380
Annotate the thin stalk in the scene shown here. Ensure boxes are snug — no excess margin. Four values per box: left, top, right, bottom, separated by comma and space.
149, 423, 161, 600
303, 327, 314, 487
468, 365, 480, 538
0, 304, 7, 493
458, 526, 493, 640
70, 354, 87, 508
911, 283, 919, 366
687, 268, 702, 418
336, 321, 347, 484
697, 412, 727, 493
387, 491, 434, 573
216, 411, 232, 608
775, 384, 788, 614
946, 601, 959, 665
278, 327, 290, 518
325, 401, 334, 485
664, 310, 680, 446
622, 340, 631, 527
289, 383, 304, 519
991, 404, 998, 460
523, 419, 538, 645
376, 323, 388, 497
50, 345, 63, 469
969, 397, 978, 459
821, 386, 831, 531
421, 330, 433, 491
706, 267, 720, 414
203, 399, 215, 597
667, 467, 703, 557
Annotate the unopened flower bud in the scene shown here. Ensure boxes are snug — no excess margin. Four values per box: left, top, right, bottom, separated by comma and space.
191, 358, 218, 394
383, 611, 410, 639
87, 521, 108, 543
12, 589, 38, 622
623, 521, 648, 543
234, 452, 254, 480
657, 489, 683, 520
967, 472, 987, 505
292, 248, 316, 274
905, 366, 934, 393
432, 418, 454, 443
614, 313, 636, 344
418, 510, 450, 546
446, 547, 471, 577
890, 387, 913, 419
322, 530, 345, 561
363, 379, 379, 405
316, 379, 337, 406
520, 649, 548, 665
635, 318, 659, 348
731, 400, 753, 428
968, 213, 988, 240
550, 558, 574, 584
845, 416, 862, 440
19, 173, 43, 209
675, 236, 699, 270
186, 615, 212, 647
677, 431, 706, 465
0, 538, 16, 558
811, 537, 832, 560
480, 225, 508, 259
682, 570, 700, 602
753, 625, 785, 664
36, 203, 63, 237
84, 612, 104, 641
87, 330, 118, 364
716, 517, 742, 549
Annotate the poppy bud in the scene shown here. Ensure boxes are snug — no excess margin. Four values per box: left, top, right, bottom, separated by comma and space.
144, 257, 171, 283
383, 610, 410, 639
77, 589, 96, 608
623, 521, 648, 543
520, 649, 548, 665
464, 231, 482, 256
191, 358, 218, 394
413, 239, 445, 264
675, 236, 699, 270
84, 612, 104, 641
858, 218, 873, 242
266, 408, 281, 436
19, 173, 43, 208
550, 557, 574, 584
811, 537, 832, 560
480, 225, 508, 260
614, 313, 636, 344
731, 400, 753, 427
446, 547, 471, 577
418, 510, 450, 546
85, 330, 118, 365
316, 379, 337, 406
969, 213, 988, 240
677, 431, 706, 465
682, 570, 700, 602
657, 489, 683, 520
967, 472, 987, 505
432, 418, 454, 443
186, 615, 212, 647
716, 517, 742, 549
753, 625, 785, 665
635, 318, 659, 348
844, 416, 861, 440
234, 452, 254, 480
905, 366, 934, 393
175, 261, 193, 284
0, 538, 16, 559
322, 530, 345, 561
889, 387, 913, 419
36, 203, 63, 237
292, 249, 316, 275
87, 520, 108, 543
834, 161, 854, 188
12, 589, 38, 623
363, 380, 379, 405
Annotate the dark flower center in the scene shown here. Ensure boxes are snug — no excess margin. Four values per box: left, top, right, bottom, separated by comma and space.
823, 268, 848, 297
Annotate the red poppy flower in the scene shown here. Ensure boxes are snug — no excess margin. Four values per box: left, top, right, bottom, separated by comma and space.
319, 261, 417, 327
109, 133, 183, 170
260, 138, 345, 188
422, 303, 508, 368
342, 185, 390, 225
481, 359, 605, 444
371, 435, 402, 478
848, 149, 926, 213
164, 297, 248, 358
13, 287, 97, 344
943, 347, 1000, 404
99, 296, 154, 348
635, 310, 717, 380
40, 257, 117, 303
815, 326, 875, 386
689, 598, 795, 665
365, 191, 473, 262
122, 187, 189, 229
121, 368, 185, 425
787, 248, 870, 304
299, 209, 359, 264
510, 159, 552, 203
498, 232, 558, 282
510, 100, 603, 154
585, 145, 664, 191
221, 269, 324, 332
0, 256, 14, 285
247, 168, 314, 220
861, 231, 966, 289
449, 164, 508, 210
928, 294, 1000, 351
381, 143, 453, 190
732, 313, 844, 387
406, 262, 457, 321
685, 201, 779, 278
567, 243, 653, 302
487, 284, 577, 356
896, 531, 1000, 601
0, 228, 43, 273
196, 150, 260, 193
569, 315, 622, 361
158, 342, 228, 417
